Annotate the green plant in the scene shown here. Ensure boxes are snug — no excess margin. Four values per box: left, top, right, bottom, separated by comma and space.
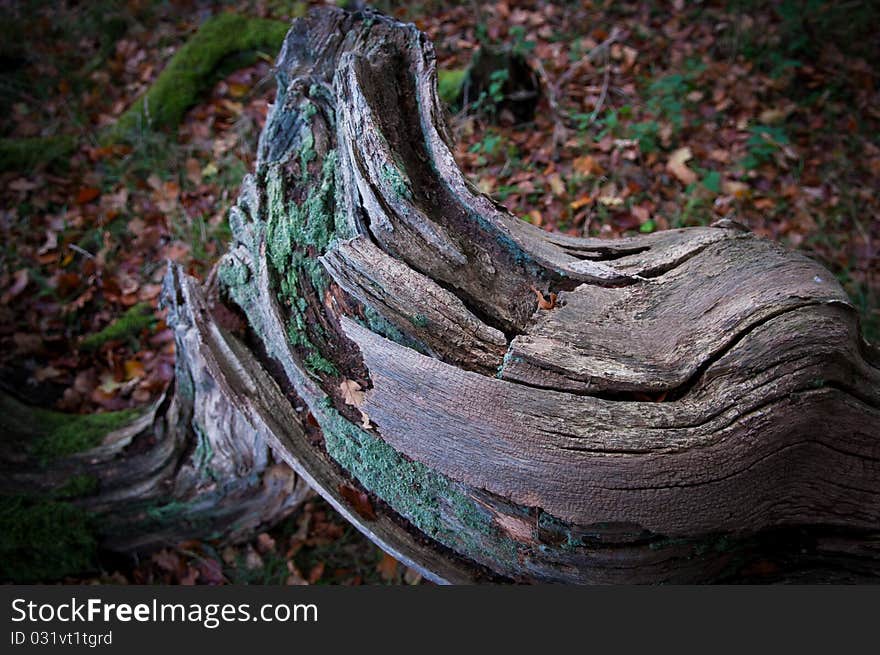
508, 25, 536, 56
629, 120, 660, 153
742, 125, 789, 169
469, 130, 504, 165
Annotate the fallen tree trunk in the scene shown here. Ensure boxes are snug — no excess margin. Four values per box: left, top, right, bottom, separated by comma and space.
6, 6, 880, 583
0, 273, 309, 581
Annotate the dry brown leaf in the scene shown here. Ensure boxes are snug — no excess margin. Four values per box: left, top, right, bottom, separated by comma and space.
572, 155, 602, 176
376, 553, 399, 582
667, 147, 698, 185
2, 269, 29, 304
722, 180, 750, 198
340, 379, 365, 408
338, 484, 377, 521
547, 172, 566, 196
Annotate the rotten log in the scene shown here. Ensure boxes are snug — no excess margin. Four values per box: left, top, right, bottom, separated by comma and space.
5, 6, 880, 584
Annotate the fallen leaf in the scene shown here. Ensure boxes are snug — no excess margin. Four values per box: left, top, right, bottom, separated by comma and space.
194, 558, 225, 585
530, 284, 557, 310
722, 180, 750, 198
33, 366, 63, 382
75, 187, 101, 204
338, 484, 377, 521
37, 230, 58, 255
340, 379, 365, 407
598, 195, 623, 207
667, 147, 698, 185
403, 567, 423, 585
255, 532, 276, 554
572, 155, 602, 176
376, 553, 399, 581
123, 359, 145, 380
307, 562, 325, 584
2, 269, 29, 304
569, 194, 591, 210
547, 172, 566, 196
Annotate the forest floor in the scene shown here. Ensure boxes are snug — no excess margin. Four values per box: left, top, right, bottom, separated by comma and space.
1, 0, 877, 584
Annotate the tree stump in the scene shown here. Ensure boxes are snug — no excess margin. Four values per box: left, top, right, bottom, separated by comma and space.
6, 6, 879, 583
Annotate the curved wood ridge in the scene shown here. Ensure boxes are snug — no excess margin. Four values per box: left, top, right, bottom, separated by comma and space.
206, 7, 880, 583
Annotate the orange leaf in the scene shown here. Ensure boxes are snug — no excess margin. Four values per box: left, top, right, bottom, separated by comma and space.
569, 194, 592, 210
376, 553, 399, 582
124, 359, 145, 381
572, 155, 603, 176
75, 187, 101, 204
338, 484, 377, 521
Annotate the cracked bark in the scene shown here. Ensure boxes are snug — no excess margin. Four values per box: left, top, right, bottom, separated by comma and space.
5, 6, 879, 583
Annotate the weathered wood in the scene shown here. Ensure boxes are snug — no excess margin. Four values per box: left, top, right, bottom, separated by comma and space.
0, 266, 310, 580
9, 6, 877, 583
194, 6, 880, 583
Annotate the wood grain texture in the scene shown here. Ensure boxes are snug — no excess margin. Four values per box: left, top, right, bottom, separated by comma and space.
196, 6, 880, 582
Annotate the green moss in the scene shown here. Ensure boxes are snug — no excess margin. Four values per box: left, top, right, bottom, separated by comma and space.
55, 474, 100, 499
0, 135, 76, 172
0, 495, 96, 582
0, 393, 141, 463
305, 352, 339, 377
80, 302, 155, 351
409, 313, 428, 328
107, 14, 289, 141
32, 408, 141, 462
437, 68, 466, 105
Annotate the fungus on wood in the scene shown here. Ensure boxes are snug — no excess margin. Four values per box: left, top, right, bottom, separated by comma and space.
5, 6, 879, 583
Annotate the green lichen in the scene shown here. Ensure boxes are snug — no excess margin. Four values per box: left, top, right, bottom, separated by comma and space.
320, 407, 517, 566
108, 14, 289, 141
80, 302, 155, 351
298, 101, 318, 178
0, 495, 96, 582
218, 256, 250, 288
381, 163, 413, 200
361, 306, 430, 355
145, 499, 196, 522
409, 313, 428, 328
265, 150, 342, 377
193, 427, 217, 483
